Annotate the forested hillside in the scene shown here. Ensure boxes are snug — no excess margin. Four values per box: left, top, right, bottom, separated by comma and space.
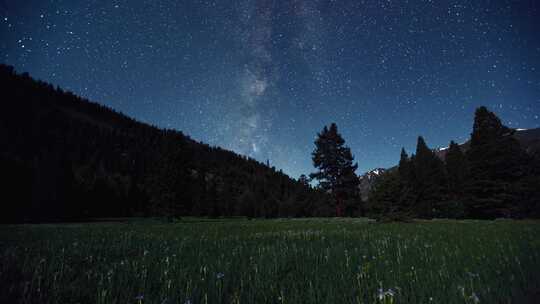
2, 64, 538, 223
0, 64, 331, 223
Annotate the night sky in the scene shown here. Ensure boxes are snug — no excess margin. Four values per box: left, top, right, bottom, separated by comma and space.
2, 1, 539, 178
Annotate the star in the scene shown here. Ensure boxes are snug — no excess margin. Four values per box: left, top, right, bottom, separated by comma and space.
1, 0, 538, 177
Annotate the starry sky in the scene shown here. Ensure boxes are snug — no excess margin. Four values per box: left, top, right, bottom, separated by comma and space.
2, 0, 539, 178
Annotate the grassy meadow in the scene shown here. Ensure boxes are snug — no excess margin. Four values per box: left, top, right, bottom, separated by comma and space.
1, 218, 539, 303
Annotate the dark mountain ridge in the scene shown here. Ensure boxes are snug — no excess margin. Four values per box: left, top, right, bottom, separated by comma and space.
434, 128, 540, 160
358, 168, 386, 202
0, 64, 329, 223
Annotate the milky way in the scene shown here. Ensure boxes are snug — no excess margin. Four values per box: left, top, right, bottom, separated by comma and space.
1, 0, 539, 178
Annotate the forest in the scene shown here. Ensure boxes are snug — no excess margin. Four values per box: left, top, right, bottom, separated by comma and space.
0, 64, 332, 223
1, 64, 539, 223
366, 108, 540, 220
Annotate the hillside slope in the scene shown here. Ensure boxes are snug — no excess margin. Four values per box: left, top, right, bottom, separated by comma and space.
0, 64, 328, 222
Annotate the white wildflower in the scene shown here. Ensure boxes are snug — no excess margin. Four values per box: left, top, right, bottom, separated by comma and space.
470, 292, 480, 303
377, 288, 396, 301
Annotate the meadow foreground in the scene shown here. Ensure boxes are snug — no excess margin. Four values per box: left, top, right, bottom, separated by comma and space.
1, 218, 539, 303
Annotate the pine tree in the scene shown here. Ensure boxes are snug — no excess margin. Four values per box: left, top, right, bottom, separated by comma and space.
237, 189, 256, 218
412, 136, 447, 218
437, 141, 469, 218
208, 181, 220, 218
398, 148, 413, 184
445, 141, 468, 196
298, 174, 310, 187
366, 170, 411, 221
466, 106, 528, 218
470, 106, 511, 146
310, 123, 359, 216
395, 147, 416, 213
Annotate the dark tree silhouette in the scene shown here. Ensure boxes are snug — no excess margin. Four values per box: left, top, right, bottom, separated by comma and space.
412, 136, 447, 218
445, 141, 468, 197
466, 106, 529, 218
366, 106, 540, 220
398, 148, 414, 186
0, 64, 327, 222
310, 123, 359, 216
298, 174, 310, 187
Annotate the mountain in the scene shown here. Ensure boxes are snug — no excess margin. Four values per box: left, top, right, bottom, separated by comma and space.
512, 128, 540, 157
0, 64, 329, 223
358, 168, 386, 201
434, 128, 540, 159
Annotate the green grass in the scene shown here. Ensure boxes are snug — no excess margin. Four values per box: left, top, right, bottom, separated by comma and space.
1, 218, 539, 303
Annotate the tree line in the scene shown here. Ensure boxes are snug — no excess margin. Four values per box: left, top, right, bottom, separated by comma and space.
365, 107, 540, 220
308, 107, 540, 220
0, 64, 334, 223
2, 63, 538, 222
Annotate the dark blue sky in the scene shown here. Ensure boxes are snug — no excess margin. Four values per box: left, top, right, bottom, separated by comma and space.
2, 0, 539, 178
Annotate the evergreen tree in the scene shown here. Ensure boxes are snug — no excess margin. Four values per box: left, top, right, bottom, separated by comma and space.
514, 153, 540, 217
192, 167, 208, 216
298, 174, 310, 187
0, 64, 327, 222
468, 107, 526, 181
412, 136, 447, 218
207, 180, 221, 218
470, 106, 511, 146
398, 148, 414, 184
466, 106, 528, 218
366, 170, 411, 221
394, 148, 416, 214
310, 123, 359, 216
236, 189, 256, 218
445, 141, 468, 197
436, 141, 468, 218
